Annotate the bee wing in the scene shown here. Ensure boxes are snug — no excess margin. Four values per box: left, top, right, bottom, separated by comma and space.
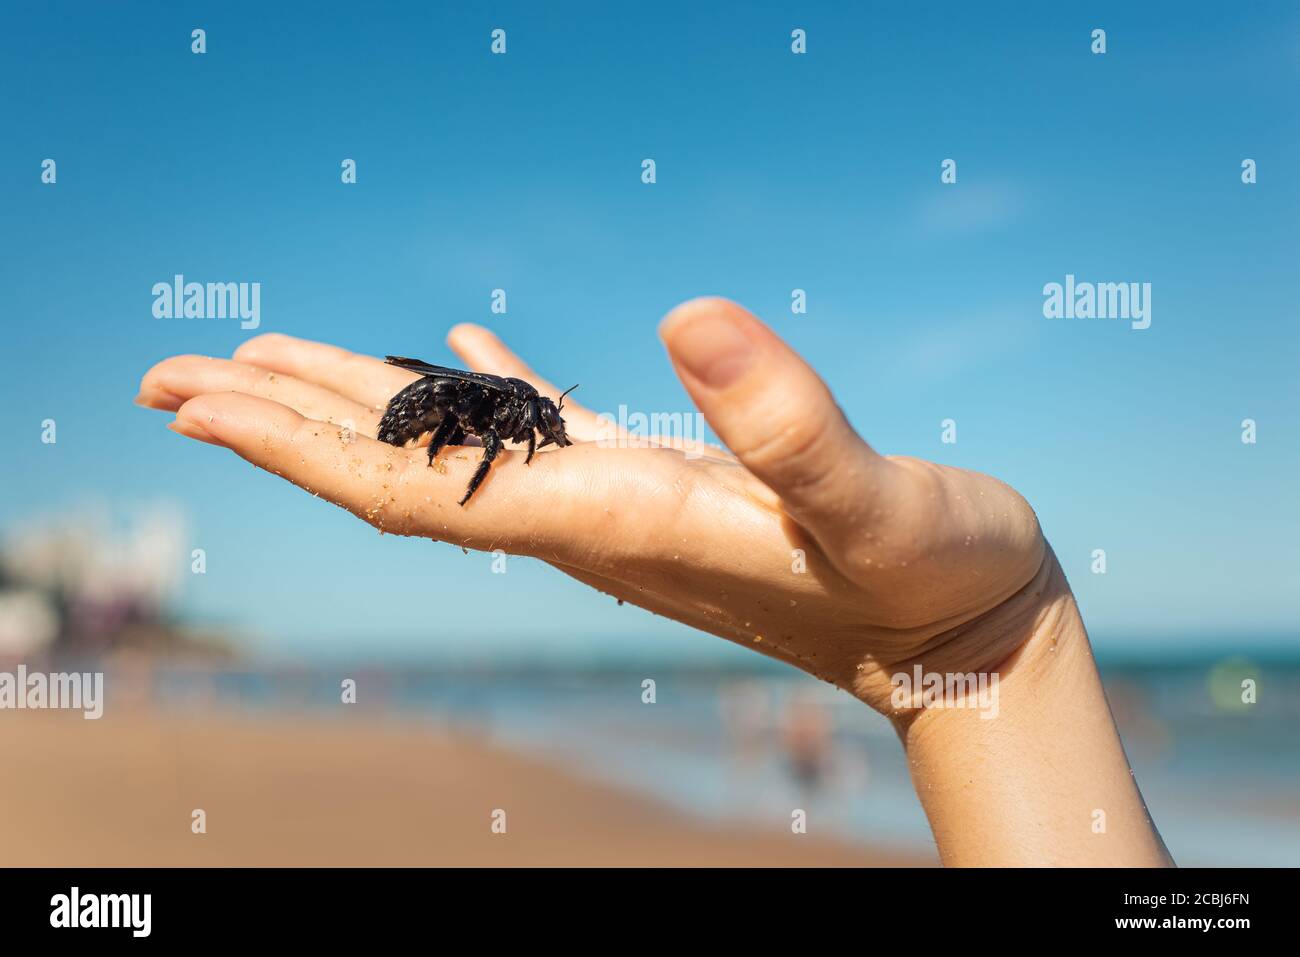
384, 357, 512, 390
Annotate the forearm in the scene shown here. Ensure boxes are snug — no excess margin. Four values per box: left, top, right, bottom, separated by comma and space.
897, 554, 1173, 866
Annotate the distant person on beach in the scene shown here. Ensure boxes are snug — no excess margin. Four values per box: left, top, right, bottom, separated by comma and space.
779, 690, 833, 797
137, 297, 1174, 866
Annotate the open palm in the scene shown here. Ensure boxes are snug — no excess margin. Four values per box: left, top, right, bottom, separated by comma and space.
138, 298, 1049, 714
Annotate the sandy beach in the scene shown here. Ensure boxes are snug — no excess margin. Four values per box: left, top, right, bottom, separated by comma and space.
0, 709, 927, 867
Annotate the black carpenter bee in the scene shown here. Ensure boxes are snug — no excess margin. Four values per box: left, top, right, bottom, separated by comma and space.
376, 357, 576, 505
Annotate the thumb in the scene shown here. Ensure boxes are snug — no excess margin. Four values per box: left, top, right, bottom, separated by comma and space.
659, 297, 904, 543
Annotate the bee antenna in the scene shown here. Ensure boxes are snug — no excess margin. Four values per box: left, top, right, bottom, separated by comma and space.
557, 383, 579, 412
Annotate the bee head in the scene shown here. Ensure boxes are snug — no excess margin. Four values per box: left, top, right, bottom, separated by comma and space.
538, 385, 577, 448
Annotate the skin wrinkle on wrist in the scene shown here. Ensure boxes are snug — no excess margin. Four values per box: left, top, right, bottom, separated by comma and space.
851, 545, 1069, 724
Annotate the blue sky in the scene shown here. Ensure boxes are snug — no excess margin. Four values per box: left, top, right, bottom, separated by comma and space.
2, 2, 1297, 663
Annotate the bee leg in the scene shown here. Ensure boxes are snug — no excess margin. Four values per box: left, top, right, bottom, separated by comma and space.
459, 429, 502, 505
425, 417, 458, 466
524, 430, 536, 465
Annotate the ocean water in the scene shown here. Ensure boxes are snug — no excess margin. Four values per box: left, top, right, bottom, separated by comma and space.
148, 655, 1300, 866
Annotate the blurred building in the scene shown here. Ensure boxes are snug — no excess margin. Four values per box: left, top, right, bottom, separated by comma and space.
0, 503, 231, 661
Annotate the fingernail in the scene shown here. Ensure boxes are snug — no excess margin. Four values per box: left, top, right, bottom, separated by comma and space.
135, 385, 187, 410
167, 418, 224, 447
663, 308, 757, 389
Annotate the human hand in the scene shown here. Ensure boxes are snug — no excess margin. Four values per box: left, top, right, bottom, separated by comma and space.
136, 297, 1050, 717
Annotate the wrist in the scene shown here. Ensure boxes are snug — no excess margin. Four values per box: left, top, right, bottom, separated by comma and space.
888, 549, 1173, 866
851, 546, 1065, 723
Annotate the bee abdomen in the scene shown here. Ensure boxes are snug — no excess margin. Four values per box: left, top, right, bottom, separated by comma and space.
377, 379, 450, 446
